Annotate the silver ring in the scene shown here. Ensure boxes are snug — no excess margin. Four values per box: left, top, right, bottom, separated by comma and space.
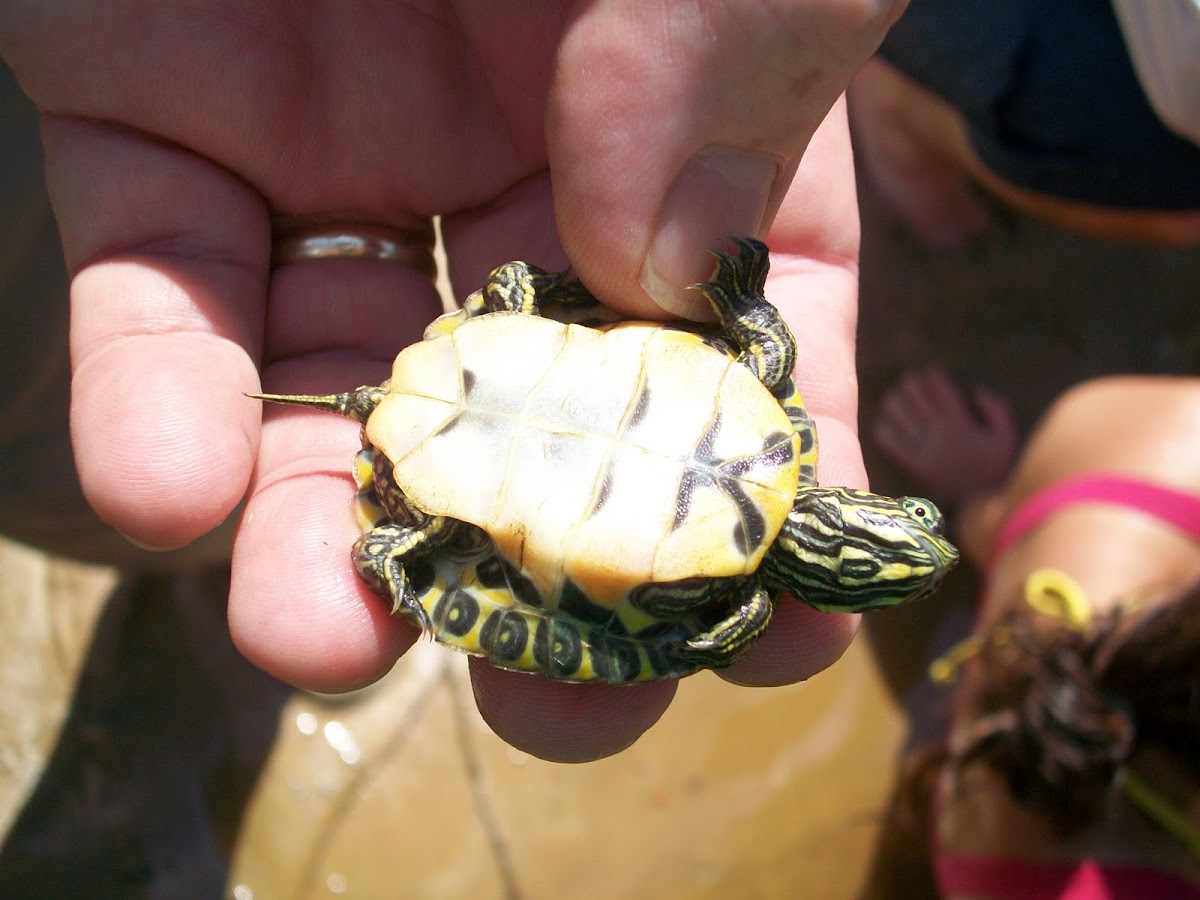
271, 223, 435, 275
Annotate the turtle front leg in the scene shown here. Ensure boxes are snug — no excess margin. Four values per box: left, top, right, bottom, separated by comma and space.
352, 516, 458, 622
693, 237, 796, 392
630, 575, 771, 667
682, 578, 773, 667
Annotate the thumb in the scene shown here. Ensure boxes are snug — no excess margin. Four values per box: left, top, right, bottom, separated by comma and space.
548, 0, 905, 318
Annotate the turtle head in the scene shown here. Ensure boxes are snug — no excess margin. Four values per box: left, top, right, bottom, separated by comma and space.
246, 385, 388, 424
761, 487, 959, 613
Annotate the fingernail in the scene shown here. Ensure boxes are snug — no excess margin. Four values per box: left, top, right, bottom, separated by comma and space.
641, 146, 778, 318
120, 531, 185, 552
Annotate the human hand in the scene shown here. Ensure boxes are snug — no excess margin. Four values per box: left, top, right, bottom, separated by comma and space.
873, 365, 1018, 502
0, 0, 903, 761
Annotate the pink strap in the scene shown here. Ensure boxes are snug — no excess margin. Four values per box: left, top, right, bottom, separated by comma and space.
935, 852, 1200, 899
990, 474, 1200, 566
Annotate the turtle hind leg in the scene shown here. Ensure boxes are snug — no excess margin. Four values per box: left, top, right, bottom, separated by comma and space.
424, 259, 583, 339
428, 251, 608, 339
480, 260, 567, 315
352, 516, 457, 621
693, 237, 796, 392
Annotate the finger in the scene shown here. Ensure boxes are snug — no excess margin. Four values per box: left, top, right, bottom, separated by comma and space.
872, 415, 910, 462
549, 0, 906, 318
972, 384, 1018, 439
232, 253, 444, 690
43, 116, 270, 550
229, 432, 420, 692
873, 375, 909, 429
768, 100, 865, 487
972, 384, 1020, 469
469, 660, 677, 763
881, 384, 919, 434
918, 364, 968, 417
896, 371, 943, 424
439, 171, 567, 304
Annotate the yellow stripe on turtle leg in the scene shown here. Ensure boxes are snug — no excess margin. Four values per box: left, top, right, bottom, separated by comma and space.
684, 580, 773, 667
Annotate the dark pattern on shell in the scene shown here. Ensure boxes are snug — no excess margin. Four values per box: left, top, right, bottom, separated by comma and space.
479, 609, 530, 663
476, 554, 544, 609
406, 558, 437, 598
671, 412, 793, 557
628, 381, 652, 429
590, 468, 615, 516
432, 590, 480, 638
587, 632, 643, 683
533, 618, 585, 679
560, 579, 627, 630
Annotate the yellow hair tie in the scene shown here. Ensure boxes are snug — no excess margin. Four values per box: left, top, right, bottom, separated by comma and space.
1023, 568, 1092, 630
928, 568, 1092, 684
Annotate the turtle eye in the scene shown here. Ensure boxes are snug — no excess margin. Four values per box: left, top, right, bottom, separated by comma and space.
902, 497, 945, 535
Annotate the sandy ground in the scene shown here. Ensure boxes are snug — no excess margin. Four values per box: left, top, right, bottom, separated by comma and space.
1, 62, 1199, 897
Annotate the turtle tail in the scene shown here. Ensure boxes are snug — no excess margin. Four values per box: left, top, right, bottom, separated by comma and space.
247, 385, 388, 424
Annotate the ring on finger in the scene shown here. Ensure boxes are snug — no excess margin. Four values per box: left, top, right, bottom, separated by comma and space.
271, 222, 436, 275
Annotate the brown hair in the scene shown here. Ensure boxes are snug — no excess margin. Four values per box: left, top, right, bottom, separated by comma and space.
945, 580, 1200, 834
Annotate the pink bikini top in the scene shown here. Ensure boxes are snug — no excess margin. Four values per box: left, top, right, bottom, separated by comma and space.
989, 473, 1200, 566
935, 852, 1200, 899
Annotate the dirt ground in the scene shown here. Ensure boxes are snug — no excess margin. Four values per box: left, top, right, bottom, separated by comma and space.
1, 65, 1199, 896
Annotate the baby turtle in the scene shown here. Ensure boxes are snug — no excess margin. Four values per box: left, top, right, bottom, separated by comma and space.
251, 238, 958, 682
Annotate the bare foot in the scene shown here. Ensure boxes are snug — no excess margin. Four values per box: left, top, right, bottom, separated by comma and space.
848, 58, 996, 251
873, 365, 1017, 504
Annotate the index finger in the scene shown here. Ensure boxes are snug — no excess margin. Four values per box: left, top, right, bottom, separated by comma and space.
43, 116, 270, 549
